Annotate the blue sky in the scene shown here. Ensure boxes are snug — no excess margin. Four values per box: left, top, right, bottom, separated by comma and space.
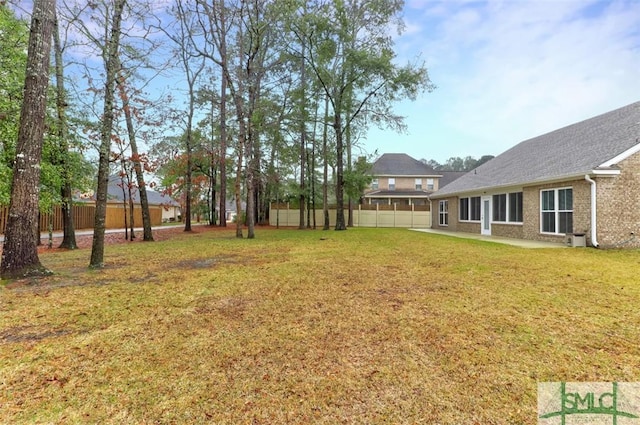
365, 0, 640, 163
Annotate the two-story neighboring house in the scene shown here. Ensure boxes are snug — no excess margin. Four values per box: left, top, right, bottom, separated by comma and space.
363, 153, 462, 206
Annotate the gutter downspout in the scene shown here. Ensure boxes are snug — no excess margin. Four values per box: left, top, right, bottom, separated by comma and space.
584, 174, 600, 248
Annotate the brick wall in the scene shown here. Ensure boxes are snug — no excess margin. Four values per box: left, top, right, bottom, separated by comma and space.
522, 180, 591, 244
431, 196, 458, 230
594, 153, 640, 248
491, 223, 524, 239
431, 154, 640, 249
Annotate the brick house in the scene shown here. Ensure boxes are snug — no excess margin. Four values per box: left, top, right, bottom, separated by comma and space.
363, 153, 464, 206
430, 101, 640, 248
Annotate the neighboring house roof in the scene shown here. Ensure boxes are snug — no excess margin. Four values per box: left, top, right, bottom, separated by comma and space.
372, 153, 439, 176
105, 175, 181, 207
438, 171, 467, 188
433, 101, 640, 197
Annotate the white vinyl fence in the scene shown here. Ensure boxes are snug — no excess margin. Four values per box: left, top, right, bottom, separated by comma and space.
269, 203, 431, 228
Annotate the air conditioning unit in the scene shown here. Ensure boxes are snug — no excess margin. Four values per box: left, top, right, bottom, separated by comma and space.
569, 233, 586, 247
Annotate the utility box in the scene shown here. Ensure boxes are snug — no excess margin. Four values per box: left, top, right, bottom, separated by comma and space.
570, 233, 586, 247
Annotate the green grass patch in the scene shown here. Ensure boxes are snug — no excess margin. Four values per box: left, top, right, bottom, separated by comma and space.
1, 227, 639, 424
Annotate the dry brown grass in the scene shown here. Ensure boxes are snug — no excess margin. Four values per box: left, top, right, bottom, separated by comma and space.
1, 227, 640, 424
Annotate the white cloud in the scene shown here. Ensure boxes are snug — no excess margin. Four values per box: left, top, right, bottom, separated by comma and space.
370, 0, 640, 162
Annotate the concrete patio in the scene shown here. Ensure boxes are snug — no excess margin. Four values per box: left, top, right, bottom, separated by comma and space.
411, 228, 570, 248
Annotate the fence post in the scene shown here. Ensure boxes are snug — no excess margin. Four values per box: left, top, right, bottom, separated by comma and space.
393, 203, 396, 227
411, 204, 414, 228
375, 203, 379, 228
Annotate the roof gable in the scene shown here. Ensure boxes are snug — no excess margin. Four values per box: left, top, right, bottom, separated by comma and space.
372, 153, 437, 176
434, 101, 640, 197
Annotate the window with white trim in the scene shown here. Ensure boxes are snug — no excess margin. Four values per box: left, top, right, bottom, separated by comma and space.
459, 197, 469, 221
541, 188, 573, 234
470, 196, 481, 221
438, 200, 448, 226
388, 178, 395, 191
493, 194, 507, 222
508, 192, 523, 223
371, 179, 379, 190
459, 196, 481, 221
427, 178, 435, 190
415, 178, 422, 190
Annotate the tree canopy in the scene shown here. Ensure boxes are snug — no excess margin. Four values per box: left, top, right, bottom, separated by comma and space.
2, 0, 436, 271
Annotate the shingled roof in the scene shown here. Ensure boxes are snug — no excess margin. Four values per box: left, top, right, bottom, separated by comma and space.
107, 175, 180, 207
433, 101, 640, 197
371, 153, 438, 176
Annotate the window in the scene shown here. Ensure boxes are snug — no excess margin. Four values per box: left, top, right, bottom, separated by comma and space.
492, 194, 507, 222
415, 178, 422, 190
459, 196, 481, 221
438, 200, 448, 226
427, 178, 435, 190
459, 197, 469, 221
508, 192, 523, 223
541, 188, 573, 234
470, 196, 481, 221
371, 179, 379, 190
388, 178, 395, 191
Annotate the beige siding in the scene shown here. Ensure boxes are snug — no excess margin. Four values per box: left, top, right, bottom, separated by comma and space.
366, 176, 439, 192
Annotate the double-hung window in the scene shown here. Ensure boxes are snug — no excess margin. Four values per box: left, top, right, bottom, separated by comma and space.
415, 178, 422, 190
371, 179, 379, 190
427, 178, 435, 190
541, 188, 573, 234
388, 178, 395, 191
438, 200, 449, 226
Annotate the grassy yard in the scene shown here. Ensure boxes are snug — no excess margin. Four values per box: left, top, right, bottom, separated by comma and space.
1, 227, 639, 424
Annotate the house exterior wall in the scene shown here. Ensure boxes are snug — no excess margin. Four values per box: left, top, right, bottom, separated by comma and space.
594, 153, 640, 248
431, 179, 592, 244
491, 223, 524, 239
369, 176, 437, 191
432, 196, 458, 230
521, 179, 591, 244
457, 221, 481, 234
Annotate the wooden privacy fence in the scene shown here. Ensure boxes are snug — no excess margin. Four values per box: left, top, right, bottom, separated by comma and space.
0, 203, 164, 235
0, 205, 95, 235
269, 203, 431, 228
104, 204, 163, 229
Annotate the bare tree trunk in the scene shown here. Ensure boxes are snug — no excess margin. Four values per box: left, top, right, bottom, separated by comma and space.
0, 0, 55, 278
116, 67, 153, 241
322, 95, 330, 230
334, 110, 346, 231
219, 73, 227, 227
119, 172, 130, 240
234, 138, 244, 238
126, 174, 136, 241
344, 94, 353, 227
89, 0, 126, 268
53, 10, 77, 250
209, 96, 217, 226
